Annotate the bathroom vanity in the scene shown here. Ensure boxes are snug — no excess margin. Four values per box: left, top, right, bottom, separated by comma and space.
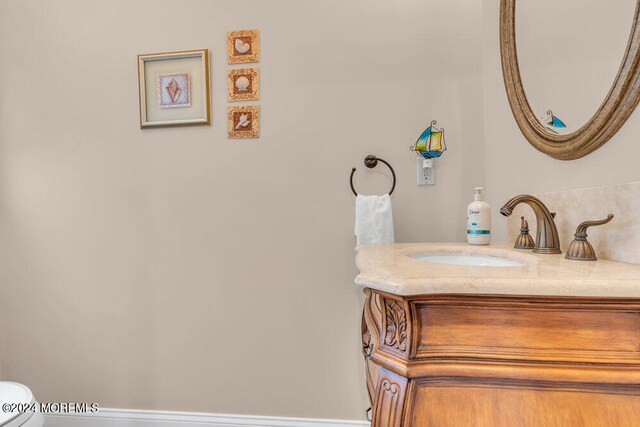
357, 243, 640, 426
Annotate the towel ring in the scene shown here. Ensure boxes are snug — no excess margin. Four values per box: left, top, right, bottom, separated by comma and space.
350, 155, 396, 196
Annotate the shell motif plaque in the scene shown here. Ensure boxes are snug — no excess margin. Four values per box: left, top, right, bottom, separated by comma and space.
228, 105, 260, 138
227, 68, 259, 102
227, 29, 260, 64
157, 73, 191, 108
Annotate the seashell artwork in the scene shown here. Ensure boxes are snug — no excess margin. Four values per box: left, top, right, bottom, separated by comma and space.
227, 29, 260, 64
227, 67, 259, 101
228, 106, 260, 138
235, 76, 250, 92
166, 78, 181, 102
234, 38, 251, 54
235, 113, 250, 129
138, 49, 210, 128
157, 73, 191, 108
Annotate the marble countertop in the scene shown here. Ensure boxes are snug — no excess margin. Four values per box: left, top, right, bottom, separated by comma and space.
355, 243, 640, 297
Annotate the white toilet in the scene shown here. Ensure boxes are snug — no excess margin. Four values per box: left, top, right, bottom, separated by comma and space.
0, 382, 44, 427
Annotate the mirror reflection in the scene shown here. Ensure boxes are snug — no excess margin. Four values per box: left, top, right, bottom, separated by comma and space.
516, 0, 636, 134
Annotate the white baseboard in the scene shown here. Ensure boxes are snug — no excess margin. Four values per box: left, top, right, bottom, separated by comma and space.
44, 408, 370, 427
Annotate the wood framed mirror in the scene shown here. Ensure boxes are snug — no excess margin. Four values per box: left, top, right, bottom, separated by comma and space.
500, 0, 640, 160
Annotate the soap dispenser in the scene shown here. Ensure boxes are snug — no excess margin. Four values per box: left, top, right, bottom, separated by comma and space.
467, 187, 491, 245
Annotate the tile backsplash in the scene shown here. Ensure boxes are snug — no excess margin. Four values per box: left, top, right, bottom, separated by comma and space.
506, 182, 640, 264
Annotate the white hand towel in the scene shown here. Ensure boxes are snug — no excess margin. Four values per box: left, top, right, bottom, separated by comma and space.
355, 194, 395, 245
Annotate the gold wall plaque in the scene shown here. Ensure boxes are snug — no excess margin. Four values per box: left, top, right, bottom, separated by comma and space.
227, 29, 260, 64
227, 67, 259, 102
228, 105, 260, 138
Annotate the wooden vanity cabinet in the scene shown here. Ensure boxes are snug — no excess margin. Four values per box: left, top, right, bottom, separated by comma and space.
362, 289, 640, 427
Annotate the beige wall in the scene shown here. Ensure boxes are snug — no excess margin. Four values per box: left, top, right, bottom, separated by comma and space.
0, 0, 485, 420
482, 0, 640, 241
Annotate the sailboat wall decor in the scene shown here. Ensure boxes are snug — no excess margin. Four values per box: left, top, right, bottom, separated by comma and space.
410, 120, 447, 159
541, 110, 567, 135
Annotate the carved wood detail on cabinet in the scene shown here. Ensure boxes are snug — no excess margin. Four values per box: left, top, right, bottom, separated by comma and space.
384, 299, 408, 352
363, 291, 640, 426
371, 369, 408, 427
362, 288, 384, 405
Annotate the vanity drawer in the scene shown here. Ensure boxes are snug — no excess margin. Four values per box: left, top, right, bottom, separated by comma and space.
412, 296, 640, 364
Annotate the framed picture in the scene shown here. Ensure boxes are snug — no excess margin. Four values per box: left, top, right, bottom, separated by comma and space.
137, 49, 211, 128
228, 105, 260, 138
227, 29, 260, 64
227, 67, 259, 102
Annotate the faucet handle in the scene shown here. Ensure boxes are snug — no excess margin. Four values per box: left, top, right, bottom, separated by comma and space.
565, 214, 614, 261
514, 216, 535, 249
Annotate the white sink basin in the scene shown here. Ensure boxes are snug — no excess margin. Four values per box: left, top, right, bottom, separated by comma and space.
412, 253, 526, 267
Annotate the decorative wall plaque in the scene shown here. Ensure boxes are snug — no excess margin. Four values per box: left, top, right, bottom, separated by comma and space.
227, 29, 260, 64
228, 105, 260, 138
227, 67, 259, 102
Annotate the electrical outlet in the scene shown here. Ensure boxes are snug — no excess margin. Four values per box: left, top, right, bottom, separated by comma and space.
416, 157, 435, 186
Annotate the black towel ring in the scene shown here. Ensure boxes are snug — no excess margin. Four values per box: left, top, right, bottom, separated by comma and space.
350, 155, 396, 196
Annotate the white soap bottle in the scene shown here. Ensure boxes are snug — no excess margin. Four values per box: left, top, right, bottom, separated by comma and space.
467, 187, 491, 245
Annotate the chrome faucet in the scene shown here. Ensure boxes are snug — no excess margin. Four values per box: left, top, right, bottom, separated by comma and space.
500, 195, 562, 254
